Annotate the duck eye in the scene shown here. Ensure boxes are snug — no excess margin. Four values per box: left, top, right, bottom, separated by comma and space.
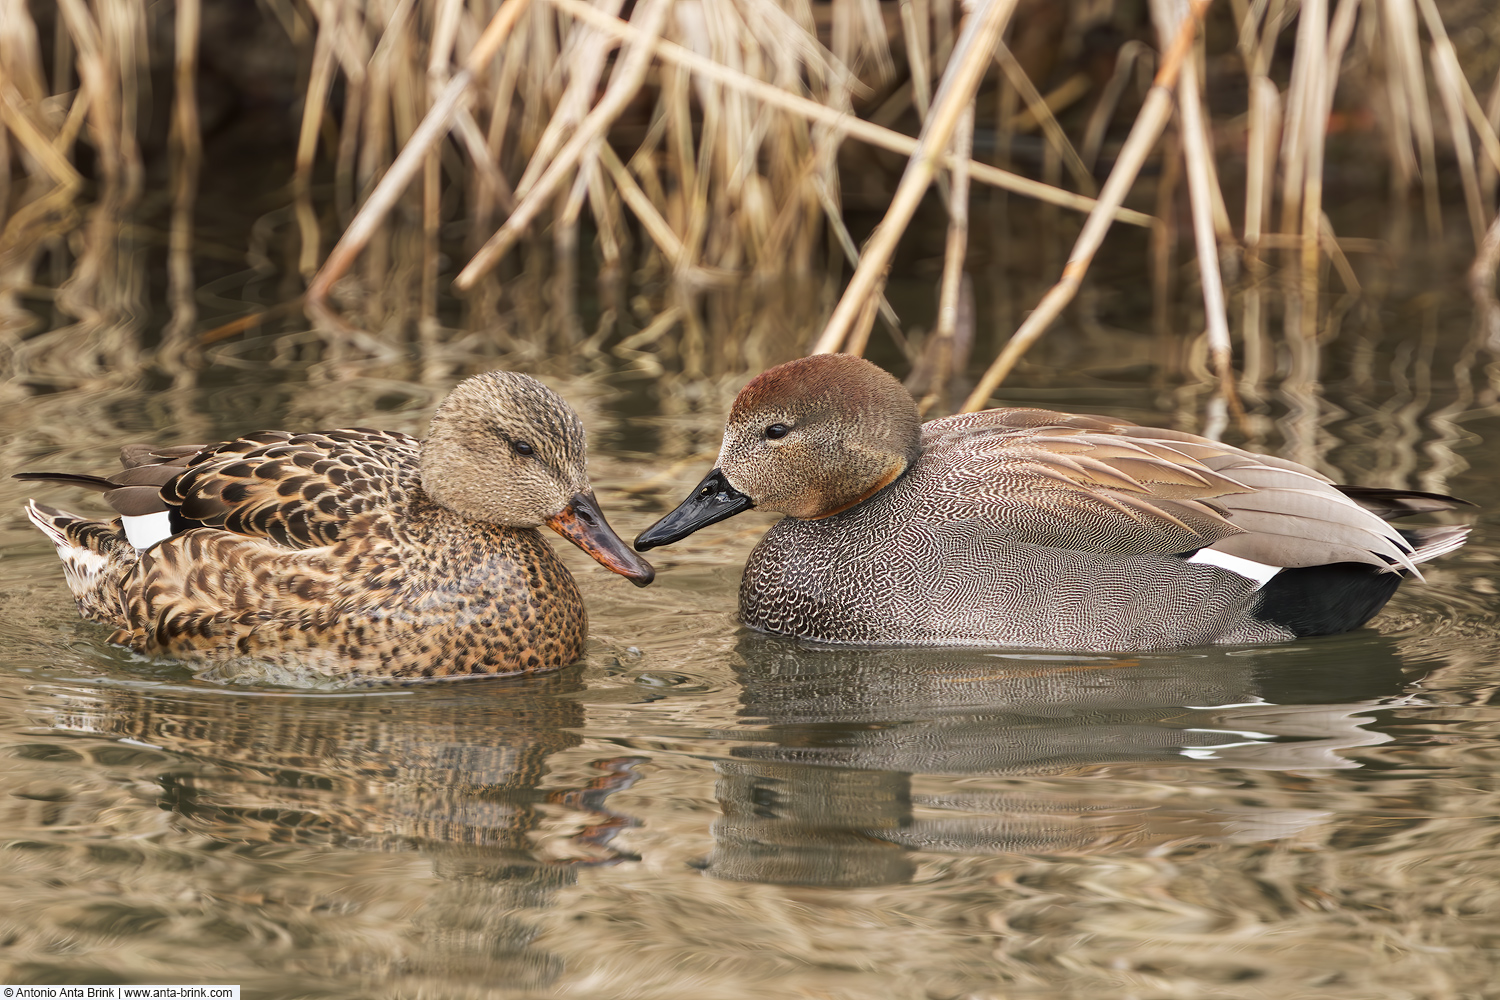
765, 423, 790, 440
512, 440, 535, 457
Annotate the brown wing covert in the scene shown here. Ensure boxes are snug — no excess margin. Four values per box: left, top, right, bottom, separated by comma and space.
166, 428, 419, 549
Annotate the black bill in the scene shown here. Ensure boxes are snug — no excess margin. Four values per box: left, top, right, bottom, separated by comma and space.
634, 468, 754, 551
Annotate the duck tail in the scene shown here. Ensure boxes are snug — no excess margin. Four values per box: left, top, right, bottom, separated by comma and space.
1249, 520, 1470, 638
1336, 485, 1476, 520
1399, 524, 1471, 567
24, 500, 136, 627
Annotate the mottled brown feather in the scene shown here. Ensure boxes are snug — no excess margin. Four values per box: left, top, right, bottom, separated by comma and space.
20, 372, 642, 684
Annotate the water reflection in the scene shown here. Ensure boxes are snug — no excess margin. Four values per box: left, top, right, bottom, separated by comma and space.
707, 634, 1420, 887
10, 669, 635, 992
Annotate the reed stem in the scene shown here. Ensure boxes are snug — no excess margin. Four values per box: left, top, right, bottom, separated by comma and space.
960, 0, 1209, 412
810, 0, 1020, 356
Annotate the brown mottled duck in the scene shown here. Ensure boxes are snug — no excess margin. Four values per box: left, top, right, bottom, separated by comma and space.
18, 371, 654, 683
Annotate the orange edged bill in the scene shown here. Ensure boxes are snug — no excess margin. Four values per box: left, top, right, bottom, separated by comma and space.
546, 492, 656, 587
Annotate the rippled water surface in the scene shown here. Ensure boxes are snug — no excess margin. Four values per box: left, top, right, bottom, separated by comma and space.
3, 354, 1499, 998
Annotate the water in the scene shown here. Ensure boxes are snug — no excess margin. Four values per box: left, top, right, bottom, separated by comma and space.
2, 335, 1497, 998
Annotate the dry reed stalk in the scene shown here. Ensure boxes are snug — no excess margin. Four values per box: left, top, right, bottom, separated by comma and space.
762, 130, 900, 326
1471, 211, 1500, 351
335, 96, 369, 203
331, 12, 370, 223
429, 0, 464, 74
1431, 50, 1485, 246
960, 0, 1209, 412
0, 0, 79, 195
295, 0, 342, 277
597, 141, 685, 262
1382, 0, 1442, 237
584, 156, 622, 269
512, 0, 623, 202
0, 117, 7, 238
1080, 40, 1151, 172
899, 0, 933, 120
1290, 0, 1355, 359
1481, 72, 1500, 220
1149, 127, 1180, 357
1242, 80, 1278, 252
1416, 0, 1499, 243
0, 85, 82, 191
453, 0, 672, 291
1319, 213, 1361, 295
305, 0, 534, 328
1239, 70, 1278, 395
809, 0, 1020, 356
479, 18, 527, 218
159, 0, 202, 378
1276, 0, 1322, 272
831, 0, 896, 85
993, 41, 1095, 194
540, 0, 1153, 227
1153, 0, 1238, 417
840, 261, 888, 358
681, 27, 716, 273
987, 71, 1018, 333
1006, 74, 1093, 133
54, 0, 135, 197
421, 144, 441, 330
919, 99, 973, 409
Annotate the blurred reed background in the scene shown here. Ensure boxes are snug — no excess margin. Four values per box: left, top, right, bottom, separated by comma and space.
1, 0, 1498, 423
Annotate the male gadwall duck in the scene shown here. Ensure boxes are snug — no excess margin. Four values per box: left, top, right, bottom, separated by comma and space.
18, 371, 654, 682
635, 355, 1471, 651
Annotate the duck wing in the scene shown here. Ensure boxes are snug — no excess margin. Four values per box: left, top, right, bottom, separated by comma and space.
925, 409, 1447, 573
164, 428, 421, 549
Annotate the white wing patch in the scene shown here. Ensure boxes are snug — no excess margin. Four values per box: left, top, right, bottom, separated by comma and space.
122, 511, 174, 549
1188, 547, 1283, 587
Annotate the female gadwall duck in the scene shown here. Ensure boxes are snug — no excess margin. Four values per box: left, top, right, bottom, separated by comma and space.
18, 371, 654, 682
635, 355, 1471, 651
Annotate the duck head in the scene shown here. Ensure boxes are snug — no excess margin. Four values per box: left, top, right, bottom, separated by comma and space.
421, 371, 654, 586
635, 355, 921, 550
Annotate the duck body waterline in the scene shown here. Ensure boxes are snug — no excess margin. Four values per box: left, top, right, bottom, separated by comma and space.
19, 372, 654, 683
636, 356, 1472, 652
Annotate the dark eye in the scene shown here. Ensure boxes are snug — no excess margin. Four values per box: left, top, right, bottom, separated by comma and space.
765, 423, 790, 440
513, 440, 535, 457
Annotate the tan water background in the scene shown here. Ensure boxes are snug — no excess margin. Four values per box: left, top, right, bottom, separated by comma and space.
3, 221, 1499, 996
4, 0, 1500, 989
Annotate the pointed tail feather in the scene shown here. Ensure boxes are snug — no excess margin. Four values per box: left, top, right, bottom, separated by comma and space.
1337, 485, 1477, 520
14, 471, 115, 492
24, 501, 135, 626
1401, 524, 1471, 566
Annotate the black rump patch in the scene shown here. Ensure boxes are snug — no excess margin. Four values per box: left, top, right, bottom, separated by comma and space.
1251, 562, 1404, 637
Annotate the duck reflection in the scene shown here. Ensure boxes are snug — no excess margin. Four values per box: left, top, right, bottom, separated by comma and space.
24, 668, 635, 991
708, 633, 1418, 887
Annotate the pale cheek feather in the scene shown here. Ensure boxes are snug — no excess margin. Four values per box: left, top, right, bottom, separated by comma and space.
1188, 547, 1283, 587
122, 511, 175, 549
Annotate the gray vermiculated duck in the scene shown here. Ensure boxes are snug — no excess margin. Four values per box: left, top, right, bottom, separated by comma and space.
635, 355, 1472, 651
17, 371, 654, 682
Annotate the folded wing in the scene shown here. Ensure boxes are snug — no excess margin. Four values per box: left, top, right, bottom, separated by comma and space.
927, 409, 1468, 573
